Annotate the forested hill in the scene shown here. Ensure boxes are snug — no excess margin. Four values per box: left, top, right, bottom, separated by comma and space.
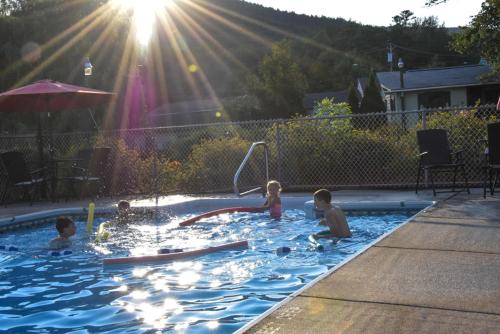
0, 0, 476, 130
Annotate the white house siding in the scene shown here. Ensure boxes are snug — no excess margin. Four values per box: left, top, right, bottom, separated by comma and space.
387, 88, 468, 128
449, 88, 467, 107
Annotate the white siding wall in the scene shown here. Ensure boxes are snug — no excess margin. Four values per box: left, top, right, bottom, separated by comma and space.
450, 88, 467, 107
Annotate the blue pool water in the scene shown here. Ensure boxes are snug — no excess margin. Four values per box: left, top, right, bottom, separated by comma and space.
0, 209, 416, 333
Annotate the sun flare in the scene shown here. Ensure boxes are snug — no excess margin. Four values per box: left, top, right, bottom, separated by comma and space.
113, 0, 172, 46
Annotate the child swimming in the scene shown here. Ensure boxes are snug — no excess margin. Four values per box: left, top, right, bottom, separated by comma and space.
262, 180, 282, 219
311, 189, 351, 240
49, 216, 76, 249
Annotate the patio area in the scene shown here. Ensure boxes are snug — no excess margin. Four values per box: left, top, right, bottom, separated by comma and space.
242, 189, 500, 333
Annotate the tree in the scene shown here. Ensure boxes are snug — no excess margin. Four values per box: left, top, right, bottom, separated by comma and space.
347, 80, 360, 114
360, 71, 385, 114
392, 10, 415, 27
247, 41, 308, 119
313, 98, 352, 131
452, 0, 500, 75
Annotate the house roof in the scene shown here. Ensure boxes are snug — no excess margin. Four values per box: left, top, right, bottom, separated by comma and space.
303, 89, 349, 110
376, 64, 496, 93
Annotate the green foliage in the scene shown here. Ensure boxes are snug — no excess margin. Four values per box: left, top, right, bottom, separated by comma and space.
419, 108, 497, 160
389, 11, 465, 69
91, 137, 182, 195
221, 95, 262, 121
313, 98, 352, 132
271, 119, 414, 186
179, 137, 251, 192
392, 10, 415, 27
452, 0, 500, 75
248, 41, 308, 119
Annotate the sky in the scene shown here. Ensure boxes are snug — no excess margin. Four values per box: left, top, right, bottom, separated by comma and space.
244, 0, 484, 27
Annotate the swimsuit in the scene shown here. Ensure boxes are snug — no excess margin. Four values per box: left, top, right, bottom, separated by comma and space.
270, 203, 282, 218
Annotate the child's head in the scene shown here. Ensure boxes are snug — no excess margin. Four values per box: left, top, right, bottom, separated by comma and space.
118, 200, 131, 212
314, 189, 331, 209
267, 180, 282, 196
56, 216, 76, 238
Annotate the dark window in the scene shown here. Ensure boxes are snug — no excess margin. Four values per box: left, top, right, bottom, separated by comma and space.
418, 91, 451, 109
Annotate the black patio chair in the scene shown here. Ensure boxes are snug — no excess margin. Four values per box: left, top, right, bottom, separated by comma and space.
63, 147, 111, 199
482, 122, 500, 198
415, 129, 470, 196
0, 151, 47, 205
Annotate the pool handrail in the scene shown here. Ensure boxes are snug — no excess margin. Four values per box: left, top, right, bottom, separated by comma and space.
233, 141, 269, 197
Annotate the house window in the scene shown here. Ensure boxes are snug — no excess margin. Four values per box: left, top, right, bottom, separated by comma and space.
418, 91, 451, 109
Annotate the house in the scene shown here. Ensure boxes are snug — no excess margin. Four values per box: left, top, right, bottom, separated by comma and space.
377, 64, 500, 112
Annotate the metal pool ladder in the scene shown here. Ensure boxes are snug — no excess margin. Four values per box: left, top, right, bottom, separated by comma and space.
233, 141, 269, 196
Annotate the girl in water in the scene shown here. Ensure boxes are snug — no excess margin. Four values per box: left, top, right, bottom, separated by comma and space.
262, 180, 282, 219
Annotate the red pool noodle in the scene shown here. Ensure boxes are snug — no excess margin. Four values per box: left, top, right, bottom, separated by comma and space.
103, 240, 248, 266
178, 207, 264, 227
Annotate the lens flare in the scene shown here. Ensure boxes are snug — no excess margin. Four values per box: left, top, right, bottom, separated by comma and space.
112, 0, 172, 46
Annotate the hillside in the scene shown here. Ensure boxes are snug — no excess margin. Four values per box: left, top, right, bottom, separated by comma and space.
0, 0, 476, 130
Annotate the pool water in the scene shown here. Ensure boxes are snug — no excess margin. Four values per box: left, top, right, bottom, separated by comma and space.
0, 209, 415, 333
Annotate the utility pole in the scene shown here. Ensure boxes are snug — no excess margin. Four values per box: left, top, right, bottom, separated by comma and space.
387, 42, 394, 72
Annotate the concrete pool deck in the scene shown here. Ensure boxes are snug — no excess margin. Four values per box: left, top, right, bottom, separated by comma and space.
241, 191, 500, 334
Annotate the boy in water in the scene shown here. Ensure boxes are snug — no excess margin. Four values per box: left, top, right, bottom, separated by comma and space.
117, 200, 131, 224
312, 189, 351, 240
49, 216, 76, 249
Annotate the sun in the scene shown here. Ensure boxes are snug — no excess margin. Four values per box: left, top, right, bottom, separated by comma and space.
112, 0, 172, 46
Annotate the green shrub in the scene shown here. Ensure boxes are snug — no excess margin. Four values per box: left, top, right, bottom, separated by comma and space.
179, 137, 252, 192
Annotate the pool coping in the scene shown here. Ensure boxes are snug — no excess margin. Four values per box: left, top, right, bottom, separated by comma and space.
233, 200, 436, 334
0, 198, 434, 233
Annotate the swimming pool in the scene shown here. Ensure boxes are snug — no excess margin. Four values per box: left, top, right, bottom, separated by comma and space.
0, 206, 419, 333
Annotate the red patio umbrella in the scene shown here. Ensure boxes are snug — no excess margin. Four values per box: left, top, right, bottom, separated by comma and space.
0, 79, 115, 167
0, 79, 114, 112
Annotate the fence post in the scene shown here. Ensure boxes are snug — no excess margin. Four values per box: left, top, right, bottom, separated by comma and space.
276, 121, 283, 184
422, 109, 429, 187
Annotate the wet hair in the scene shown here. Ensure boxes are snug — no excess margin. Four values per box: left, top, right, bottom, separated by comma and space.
56, 216, 74, 234
267, 180, 282, 191
118, 200, 130, 211
314, 189, 331, 203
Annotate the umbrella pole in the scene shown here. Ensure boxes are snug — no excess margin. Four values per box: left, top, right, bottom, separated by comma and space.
37, 113, 44, 169
37, 113, 48, 198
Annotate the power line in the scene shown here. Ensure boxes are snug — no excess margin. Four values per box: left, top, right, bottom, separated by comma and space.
391, 43, 471, 58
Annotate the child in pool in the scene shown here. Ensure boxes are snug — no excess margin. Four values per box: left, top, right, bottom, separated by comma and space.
117, 200, 131, 224
312, 189, 351, 240
95, 200, 132, 242
262, 180, 282, 219
49, 216, 76, 249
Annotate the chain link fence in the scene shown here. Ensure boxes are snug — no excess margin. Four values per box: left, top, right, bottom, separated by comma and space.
0, 104, 497, 201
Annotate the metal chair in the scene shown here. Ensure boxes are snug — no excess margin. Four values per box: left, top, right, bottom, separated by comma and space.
415, 129, 470, 196
482, 122, 500, 198
63, 147, 111, 199
0, 151, 47, 205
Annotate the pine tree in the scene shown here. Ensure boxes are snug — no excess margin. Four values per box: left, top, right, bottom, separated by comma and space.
360, 71, 386, 114
347, 81, 360, 114
360, 71, 386, 128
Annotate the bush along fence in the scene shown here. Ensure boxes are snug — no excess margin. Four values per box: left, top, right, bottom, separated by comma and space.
0, 104, 497, 200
